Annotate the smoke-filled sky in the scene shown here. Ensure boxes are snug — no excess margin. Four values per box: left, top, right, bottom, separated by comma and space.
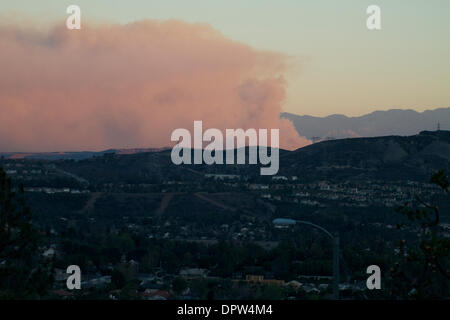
1, 1, 449, 151
0, 20, 308, 152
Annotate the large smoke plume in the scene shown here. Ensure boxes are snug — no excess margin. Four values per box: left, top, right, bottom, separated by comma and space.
0, 19, 310, 152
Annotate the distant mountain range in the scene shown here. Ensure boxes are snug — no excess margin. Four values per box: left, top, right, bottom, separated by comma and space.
1, 108, 449, 161
281, 108, 450, 142
0, 148, 169, 160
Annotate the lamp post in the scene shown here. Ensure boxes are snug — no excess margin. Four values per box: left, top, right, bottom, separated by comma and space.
272, 218, 340, 300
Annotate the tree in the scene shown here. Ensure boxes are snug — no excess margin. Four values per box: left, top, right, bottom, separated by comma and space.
0, 166, 53, 298
256, 284, 284, 300
172, 276, 188, 295
111, 260, 138, 291
390, 170, 450, 298
111, 268, 127, 289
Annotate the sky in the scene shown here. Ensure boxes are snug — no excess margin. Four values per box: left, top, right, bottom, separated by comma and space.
0, 1, 449, 152
2, 0, 449, 117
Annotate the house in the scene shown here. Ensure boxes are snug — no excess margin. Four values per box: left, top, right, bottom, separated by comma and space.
54, 268, 69, 282
204, 174, 240, 180
285, 280, 302, 289
42, 247, 56, 258
81, 276, 111, 289
179, 268, 209, 279
272, 176, 288, 181
241, 275, 285, 286
52, 289, 74, 299
141, 289, 170, 300
248, 184, 269, 190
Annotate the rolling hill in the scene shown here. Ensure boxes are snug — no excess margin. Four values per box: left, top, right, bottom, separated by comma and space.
47, 130, 450, 184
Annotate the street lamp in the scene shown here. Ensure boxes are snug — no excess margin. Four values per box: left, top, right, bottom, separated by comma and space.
272, 218, 340, 300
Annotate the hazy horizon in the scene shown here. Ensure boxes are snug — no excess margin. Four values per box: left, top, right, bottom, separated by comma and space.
1, 2, 449, 151
1, 107, 448, 153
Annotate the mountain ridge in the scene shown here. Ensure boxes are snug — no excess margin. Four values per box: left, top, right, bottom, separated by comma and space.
46, 130, 450, 184
282, 107, 450, 141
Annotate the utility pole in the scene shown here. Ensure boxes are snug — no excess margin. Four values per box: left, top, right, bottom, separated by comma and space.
333, 234, 340, 300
